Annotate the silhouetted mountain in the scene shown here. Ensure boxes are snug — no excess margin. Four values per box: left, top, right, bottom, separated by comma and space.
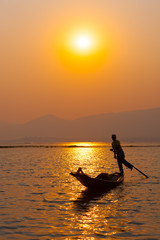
0, 108, 160, 143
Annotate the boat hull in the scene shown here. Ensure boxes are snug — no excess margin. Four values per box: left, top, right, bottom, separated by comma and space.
70, 168, 124, 190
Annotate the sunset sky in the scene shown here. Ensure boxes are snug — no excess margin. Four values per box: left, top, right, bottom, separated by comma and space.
0, 0, 160, 123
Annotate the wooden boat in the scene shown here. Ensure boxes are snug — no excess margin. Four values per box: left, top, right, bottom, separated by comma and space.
70, 167, 124, 191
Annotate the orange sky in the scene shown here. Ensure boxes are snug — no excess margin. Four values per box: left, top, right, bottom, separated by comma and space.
0, 0, 160, 123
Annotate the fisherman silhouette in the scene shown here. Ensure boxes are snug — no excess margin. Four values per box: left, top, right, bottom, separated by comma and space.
110, 134, 133, 175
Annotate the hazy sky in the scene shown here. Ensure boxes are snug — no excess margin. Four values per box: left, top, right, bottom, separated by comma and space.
0, 0, 160, 123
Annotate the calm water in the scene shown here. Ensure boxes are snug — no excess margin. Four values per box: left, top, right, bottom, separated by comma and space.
0, 143, 160, 240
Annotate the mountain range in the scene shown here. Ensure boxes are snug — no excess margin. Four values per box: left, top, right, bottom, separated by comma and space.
0, 108, 160, 143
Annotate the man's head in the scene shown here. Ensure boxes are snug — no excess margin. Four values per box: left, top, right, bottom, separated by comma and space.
112, 134, 116, 141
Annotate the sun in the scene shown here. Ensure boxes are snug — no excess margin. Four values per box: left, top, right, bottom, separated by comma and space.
75, 35, 90, 49
51, 24, 109, 73
68, 31, 98, 55
71, 33, 94, 54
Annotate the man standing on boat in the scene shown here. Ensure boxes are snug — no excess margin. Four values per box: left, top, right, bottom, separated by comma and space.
111, 134, 133, 175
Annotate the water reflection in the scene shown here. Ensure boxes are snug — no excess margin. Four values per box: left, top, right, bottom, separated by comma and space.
1, 143, 157, 239
64, 143, 129, 238
73, 189, 110, 212
69, 185, 132, 239
42, 142, 130, 239
64, 142, 109, 148
68, 142, 113, 175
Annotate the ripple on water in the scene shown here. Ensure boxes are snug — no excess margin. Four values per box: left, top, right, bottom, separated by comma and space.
0, 145, 160, 239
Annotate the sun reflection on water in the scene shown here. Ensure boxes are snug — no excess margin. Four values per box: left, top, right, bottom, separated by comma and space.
65, 187, 132, 239
65, 142, 109, 148
0, 144, 158, 239
42, 142, 127, 238
66, 142, 114, 176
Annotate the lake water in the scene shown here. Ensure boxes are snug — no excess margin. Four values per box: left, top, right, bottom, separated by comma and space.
0, 142, 160, 240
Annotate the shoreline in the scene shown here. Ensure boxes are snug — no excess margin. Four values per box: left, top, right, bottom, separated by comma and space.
0, 143, 160, 148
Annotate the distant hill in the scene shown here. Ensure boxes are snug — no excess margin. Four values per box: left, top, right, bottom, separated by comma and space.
0, 108, 160, 143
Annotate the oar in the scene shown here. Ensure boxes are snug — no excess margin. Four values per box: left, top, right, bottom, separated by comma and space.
123, 158, 149, 178
111, 149, 149, 178
124, 159, 149, 178
132, 165, 149, 178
